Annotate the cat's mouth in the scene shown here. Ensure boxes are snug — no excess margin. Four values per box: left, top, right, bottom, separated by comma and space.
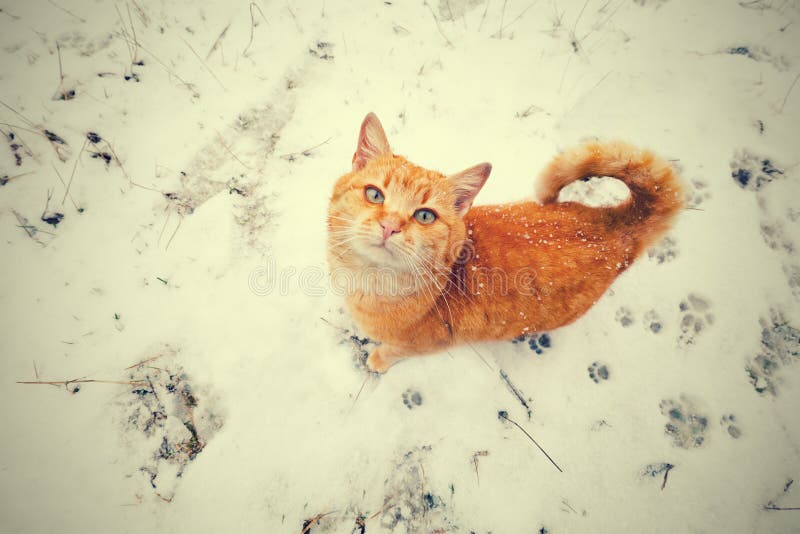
351, 238, 407, 268
368, 240, 397, 258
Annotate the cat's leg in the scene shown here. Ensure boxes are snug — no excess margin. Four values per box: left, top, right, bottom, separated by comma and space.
366, 344, 409, 373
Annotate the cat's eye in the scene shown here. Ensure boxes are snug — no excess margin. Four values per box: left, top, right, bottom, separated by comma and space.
364, 186, 384, 204
413, 208, 437, 224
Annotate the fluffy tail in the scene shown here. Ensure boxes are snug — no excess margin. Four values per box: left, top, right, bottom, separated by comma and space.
536, 140, 684, 254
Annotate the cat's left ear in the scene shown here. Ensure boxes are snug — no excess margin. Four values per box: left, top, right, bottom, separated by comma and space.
352, 112, 392, 171
449, 163, 491, 216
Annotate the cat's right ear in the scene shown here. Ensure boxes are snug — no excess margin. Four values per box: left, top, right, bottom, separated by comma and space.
352, 112, 391, 171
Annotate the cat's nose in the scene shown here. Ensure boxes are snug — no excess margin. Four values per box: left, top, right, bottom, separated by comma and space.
380, 220, 400, 241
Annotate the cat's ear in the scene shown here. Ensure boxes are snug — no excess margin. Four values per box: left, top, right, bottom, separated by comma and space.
449, 163, 491, 216
352, 112, 391, 171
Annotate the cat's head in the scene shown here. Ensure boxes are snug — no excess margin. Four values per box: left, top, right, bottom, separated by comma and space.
328, 113, 490, 291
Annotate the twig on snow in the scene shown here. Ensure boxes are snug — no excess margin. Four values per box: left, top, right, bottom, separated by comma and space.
498, 410, 563, 472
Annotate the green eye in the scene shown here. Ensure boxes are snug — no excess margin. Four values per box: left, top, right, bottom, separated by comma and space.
365, 186, 384, 204
413, 208, 437, 224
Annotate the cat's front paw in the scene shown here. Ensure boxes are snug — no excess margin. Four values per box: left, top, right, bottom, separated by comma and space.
366, 349, 391, 373
366, 345, 409, 373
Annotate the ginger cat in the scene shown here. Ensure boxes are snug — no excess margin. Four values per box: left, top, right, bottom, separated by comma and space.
328, 113, 683, 372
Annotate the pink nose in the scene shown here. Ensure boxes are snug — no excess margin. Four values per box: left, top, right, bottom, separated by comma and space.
380, 220, 400, 241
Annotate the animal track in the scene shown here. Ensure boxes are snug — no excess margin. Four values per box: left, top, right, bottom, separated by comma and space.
784, 264, 800, 302
348, 333, 377, 370
759, 219, 794, 253
685, 179, 711, 209
378, 446, 454, 531
659, 396, 708, 449
615, 307, 634, 327
720, 414, 742, 439
402, 389, 423, 410
647, 236, 678, 264
643, 310, 663, 334
746, 309, 800, 396
724, 45, 790, 71
119, 346, 223, 501
588, 361, 610, 383
730, 150, 785, 191
512, 332, 551, 354
678, 294, 714, 346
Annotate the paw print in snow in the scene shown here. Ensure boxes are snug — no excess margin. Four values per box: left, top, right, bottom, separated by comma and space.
685, 179, 711, 209
647, 236, 678, 264
615, 307, 634, 327
402, 389, 422, 410
720, 414, 742, 439
784, 264, 800, 302
643, 310, 663, 334
678, 294, 714, 346
759, 219, 794, 253
348, 334, 378, 370
730, 150, 785, 191
659, 396, 708, 449
512, 332, 551, 354
588, 361, 610, 383
746, 309, 800, 396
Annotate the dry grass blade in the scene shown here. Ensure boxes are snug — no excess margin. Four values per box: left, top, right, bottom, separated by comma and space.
125, 353, 166, 370
48, 0, 86, 23
115, 33, 199, 97
660, 463, 673, 490
216, 131, 251, 169
472, 450, 489, 483
0, 98, 36, 128
243, 2, 269, 57
280, 137, 332, 160
466, 340, 494, 370
423, 1, 452, 47
61, 138, 87, 205
498, 411, 563, 472
17, 378, 148, 388
347, 374, 372, 415
300, 511, 337, 534
179, 35, 226, 90
368, 497, 394, 520
206, 22, 231, 60
12, 209, 51, 245
779, 72, 800, 113
490, 1, 537, 38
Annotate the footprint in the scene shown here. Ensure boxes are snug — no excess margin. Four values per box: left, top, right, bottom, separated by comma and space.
678, 294, 714, 346
402, 389, 423, 410
730, 150, 785, 191
746, 309, 800, 396
588, 361, 610, 383
720, 414, 742, 439
659, 396, 708, 448
643, 310, 663, 334
615, 307, 634, 327
348, 334, 378, 370
511, 332, 551, 355
647, 235, 679, 264
784, 264, 800, 302
724, 45, 789, 71
685, 179, 711, 209
759, 219, 794, 253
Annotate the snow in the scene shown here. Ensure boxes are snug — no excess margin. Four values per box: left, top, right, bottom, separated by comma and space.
1, 0, 799, 532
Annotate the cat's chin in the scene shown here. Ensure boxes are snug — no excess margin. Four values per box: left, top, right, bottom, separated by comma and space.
352, 242, 408, 270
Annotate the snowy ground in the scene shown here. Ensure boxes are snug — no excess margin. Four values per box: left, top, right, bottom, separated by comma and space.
1, 0, 799, 532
